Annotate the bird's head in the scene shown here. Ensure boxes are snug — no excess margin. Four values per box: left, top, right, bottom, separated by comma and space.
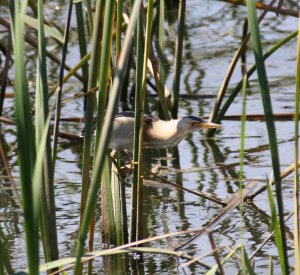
177, 116, 221, 133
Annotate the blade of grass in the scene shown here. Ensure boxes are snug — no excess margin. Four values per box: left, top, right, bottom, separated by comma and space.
267, 180, 286, 274
294, 11, 300, 274
205, 246, 240, 275
75, 1, 89, 111
136, 0, 154, 242
239, 61, 248, 275
79, 0, 104, 229
74, 1, 141, 272
10, 0, 39, 273
131, 0, 143, 243
93, 0, 116, 244
24, 15, 64, 43
171, 0, 186, 119
36, 0, 59, 263
158, 0, 166, 118
240, 245, 255, 275
246, 0, 288, 272
85, 0, 94, 34
116, 0, 123, 63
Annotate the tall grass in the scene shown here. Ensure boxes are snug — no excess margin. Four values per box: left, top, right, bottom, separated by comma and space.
75, 1, 141, 272
294, 12, 300, 274
10, 0, 39, 273
131, 0, 143, 243
171, 0, 186, 118
246, 0, 288, 271
36, 0, 58, 263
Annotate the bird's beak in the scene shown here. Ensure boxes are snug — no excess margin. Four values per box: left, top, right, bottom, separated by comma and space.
195, 122, 222, 129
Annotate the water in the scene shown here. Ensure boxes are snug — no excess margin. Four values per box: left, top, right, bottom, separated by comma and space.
0, 0, 299, 273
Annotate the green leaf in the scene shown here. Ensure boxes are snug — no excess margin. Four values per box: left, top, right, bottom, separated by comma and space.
25, 15, 64, 43
267, 181, 286, 275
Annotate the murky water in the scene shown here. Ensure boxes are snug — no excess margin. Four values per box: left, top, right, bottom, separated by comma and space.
0, 0, 299, 274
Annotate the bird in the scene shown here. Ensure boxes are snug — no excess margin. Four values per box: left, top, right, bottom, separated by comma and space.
82, 111, 221, 150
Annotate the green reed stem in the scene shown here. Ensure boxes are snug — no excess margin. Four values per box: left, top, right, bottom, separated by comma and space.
239, 63, 247, 275
131, 1, 143, 243
116, 0, 123, 63
158, 0, 165, 89
137, 0, 153, 242
247, 0, 288, 272
294, 12, 300, 274
94, 0, 116, 244
267, 180, 286, 274
171, 0, 186, 119
10, 0, 38, 273
36, 0, 58, 263
80, 0, 104, 224
94, 0, 115, 145
85, 0, 93, 34
158, 0, 165, 118
75, 1, 89, 105
52, 0, 73, 171
74, 1, 141, 272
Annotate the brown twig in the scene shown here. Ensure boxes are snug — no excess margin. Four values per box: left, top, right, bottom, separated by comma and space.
0, 135, 21, 204
221, 0, 299, 17
244, 160, 300, 201
145, 167, 227, 206
208, 231, 225, 275
175, 180, 257, 250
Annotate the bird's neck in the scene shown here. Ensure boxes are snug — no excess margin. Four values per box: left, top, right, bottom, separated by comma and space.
144, 119, 187, 148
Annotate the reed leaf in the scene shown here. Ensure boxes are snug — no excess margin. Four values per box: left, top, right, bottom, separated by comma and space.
241, 245, 255, 275
294, 12, 300, 274
116, 0, 123, 63
246, 0, 288, 271
24, 15, 64, 43
74, 0, 141, 271
36, 0, 58, 263
32, 114, 51, 225
137, 0, 154, 241
267, 180, 286, 275
10, 0, 39, 273
78, 2, 105, 268
93, 0, 116, 245
269, 257, 273, 275
171, 0, 186, 118
75, 1, 89, 102
85, 0, 94, 34
239, 64, 248, 275
131, 0, 143, 242
158, 0, 166, 118
205, 246, 240, 275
